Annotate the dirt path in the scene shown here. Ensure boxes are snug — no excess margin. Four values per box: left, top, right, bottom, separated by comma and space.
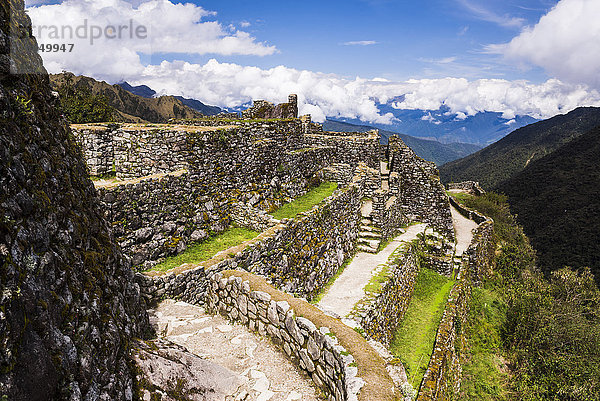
149, 300, 319, 401
450, 205, 478, 257
318, 223, 427, 318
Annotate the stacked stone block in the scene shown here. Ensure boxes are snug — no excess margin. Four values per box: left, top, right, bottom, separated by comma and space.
388, 136, 455, 240
207, 272, 364, 401
356, 242, 421, 346
418, 199, 495, 400
136, 179, 362, 303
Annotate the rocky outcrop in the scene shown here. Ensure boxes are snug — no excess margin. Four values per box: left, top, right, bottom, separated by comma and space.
0, 1, 150, 399
132, 339, 246, 401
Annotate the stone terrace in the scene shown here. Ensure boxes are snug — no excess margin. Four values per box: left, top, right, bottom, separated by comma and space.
71, 99, 478, 400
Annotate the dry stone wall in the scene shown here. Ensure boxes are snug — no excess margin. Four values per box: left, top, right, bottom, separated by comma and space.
136, 179, 362, 303
72, 125, 114, 175
207, 272, 363, 401
389, 136, 455, 240
418, 274, 470, 401
355, 242, 421, 346
1, 3, 150, 399
97, 171, 230, 269
304, 131, 381, 170
242, 94, 298, 119
72, 120, 310, 181
418, 199, 495, 400
230, 202, 278, 232
447, 181, 486, 196
90, 124, 337, 268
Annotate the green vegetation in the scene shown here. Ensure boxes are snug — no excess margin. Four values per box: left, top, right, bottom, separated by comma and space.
497, 125, 600, 285
271, 182, 337, 220
147, 226, 259, 272
440, 107, 600, 189
90, 172, 117, 182
49, 72, 204, 123
363, 264, 391, 294
55, 73, 115, 123
390, 268, 455, 388
452, 192, 600, 400
461, 286, 510, 401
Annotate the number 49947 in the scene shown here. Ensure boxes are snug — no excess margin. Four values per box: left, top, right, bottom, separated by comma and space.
39, 44, 74, 52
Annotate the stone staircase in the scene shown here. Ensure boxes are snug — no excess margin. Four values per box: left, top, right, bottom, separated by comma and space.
358, 216, 382, 253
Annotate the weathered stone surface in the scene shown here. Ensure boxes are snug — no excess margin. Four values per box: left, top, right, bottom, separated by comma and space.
206, 273, 362, 401
0, 3, 150, 399
132, 339, 244, 401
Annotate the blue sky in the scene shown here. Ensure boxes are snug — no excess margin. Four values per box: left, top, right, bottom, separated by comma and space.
26, 0, 600, 123
170, 0, 551, 81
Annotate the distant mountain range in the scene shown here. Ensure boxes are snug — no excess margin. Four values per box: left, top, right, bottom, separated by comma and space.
497, 125, 600, 284
323, 119, 481, 166
337, 104, 538, 146
50, 73, 204, 123
117, 82, 223, 116
439, 107, 600, 189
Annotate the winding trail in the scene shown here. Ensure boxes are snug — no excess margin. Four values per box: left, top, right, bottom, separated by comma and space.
317, 223, 427, 318
150, 299, 319, 401
450, 205, 478, 257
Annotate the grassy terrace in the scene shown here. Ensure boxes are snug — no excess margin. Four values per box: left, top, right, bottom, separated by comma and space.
147, 226, 259, 272
271, 182, 338, 220
390, 268, 455, 389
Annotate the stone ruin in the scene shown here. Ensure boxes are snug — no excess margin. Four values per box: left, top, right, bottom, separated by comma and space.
1, 1, 496, 398
242, 94, 299, 119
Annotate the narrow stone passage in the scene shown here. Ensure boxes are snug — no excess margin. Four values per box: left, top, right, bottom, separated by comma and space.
450, 205, 479, 257
149, 300, 319, 401
317, 223, 427, 318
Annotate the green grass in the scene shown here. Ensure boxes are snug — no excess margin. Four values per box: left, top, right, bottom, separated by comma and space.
90, 171, 116, 181
147, 226, 259, 272
271, 182, 337, 220
460, 286, 510, 401
363, 264, 391, 294
447, 191, 474, 202
389, 268, 455, 388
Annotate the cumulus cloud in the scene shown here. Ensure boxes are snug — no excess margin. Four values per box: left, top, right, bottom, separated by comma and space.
490, 0, 600, 89
343, 40, 378, 46
26, 0, 276, 79
137, 59, 396, 123
26, 0, 600, 124
130, 59, 600, 123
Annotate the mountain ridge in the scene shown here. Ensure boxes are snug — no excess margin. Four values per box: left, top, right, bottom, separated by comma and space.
323, 119, 481, 165
339, 104, 538, 145
497, 125, 600, 284
439, 106, 600, 189
50, 73, 205, 123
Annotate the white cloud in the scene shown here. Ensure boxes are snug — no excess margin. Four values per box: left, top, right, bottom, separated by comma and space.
26, 0, 600, 125
489, 0, 600, 89
26, 0, 276, 79
457, 0, 525, 28
421, 112, 442, 124
137, 59, 396, 123
240, 21, 251, 28
343, 40, 378, 46
130, 59, 600, 124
